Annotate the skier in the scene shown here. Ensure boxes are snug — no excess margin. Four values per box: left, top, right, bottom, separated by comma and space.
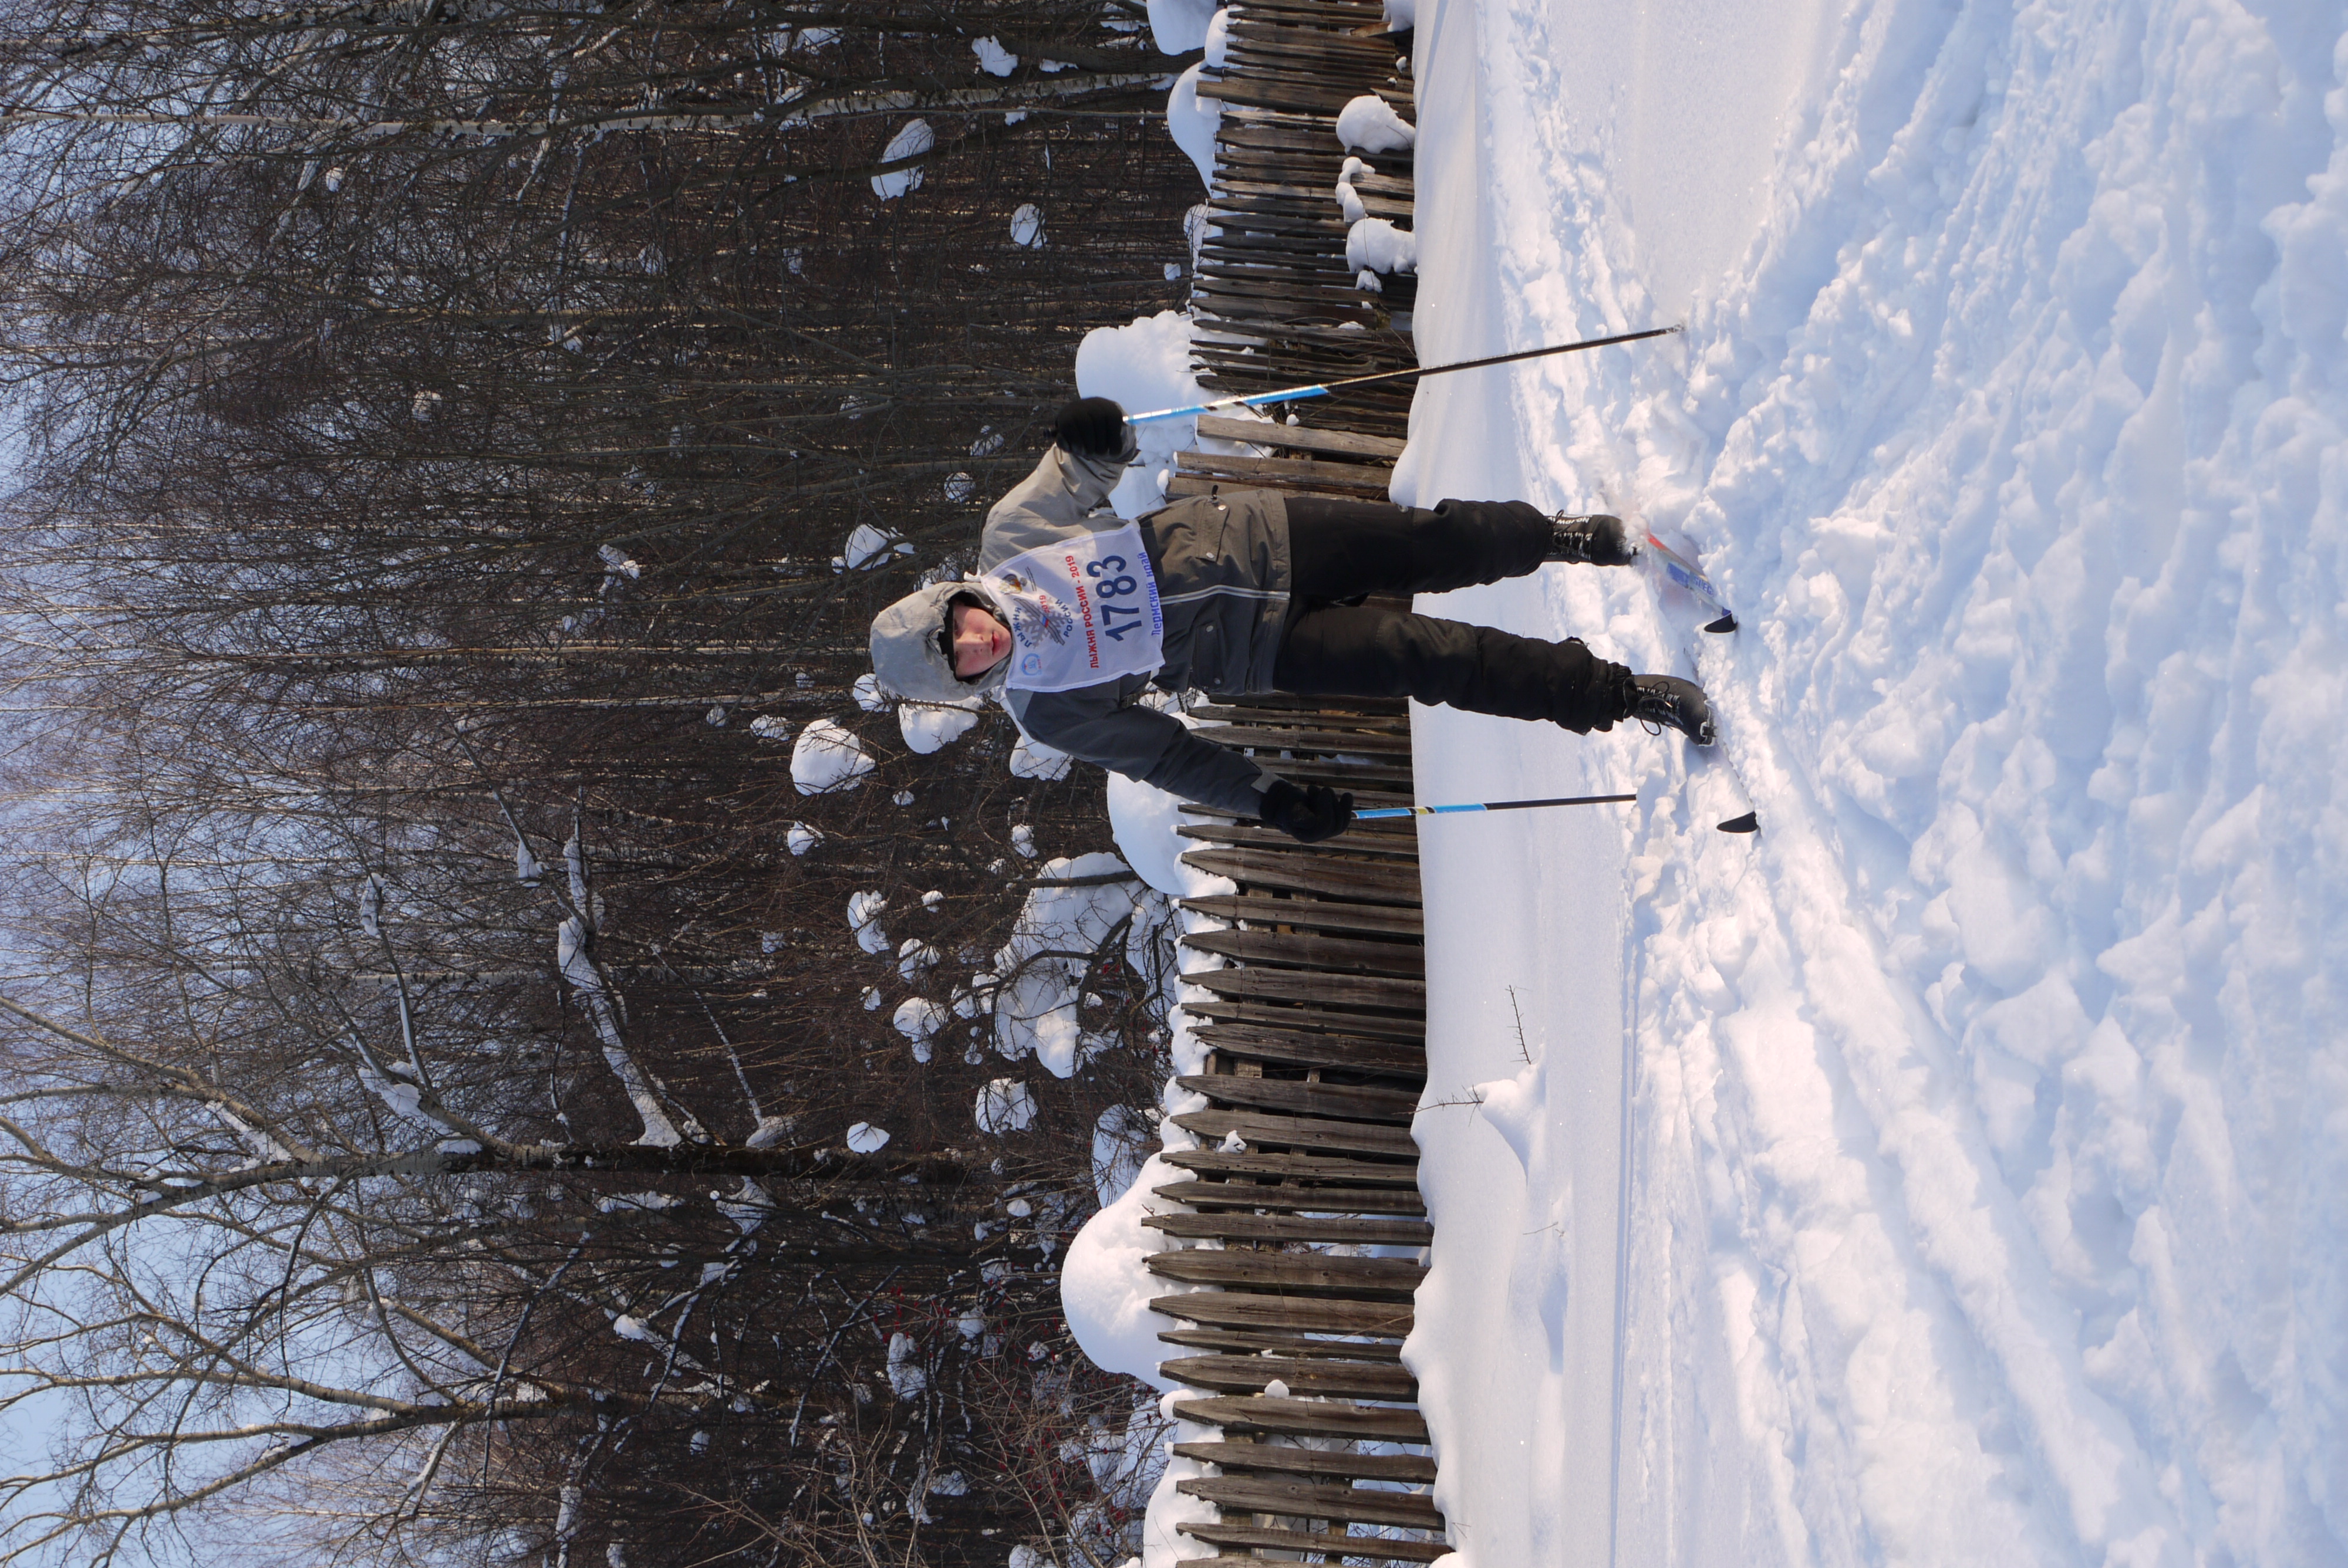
867, 397, 1713, 843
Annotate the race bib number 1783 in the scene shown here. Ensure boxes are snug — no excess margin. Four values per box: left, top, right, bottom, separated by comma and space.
980, 522, 1165, 694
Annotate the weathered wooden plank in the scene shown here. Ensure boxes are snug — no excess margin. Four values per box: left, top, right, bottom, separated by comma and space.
1195, 1021, 1426, 1077
1179, 1474, 1443, 1529
1188, 731, 1415, 772
1157, 1327, 1406, 1361
1259, 756, 1420, 788
1189, 282, 1378, 316
1197, 235, 1358, 264
1155, 1145, 1409, 1183
1160, 1352, 1418, 1401
1176, 893, 1425, 939
1168, 471, 1388, 503
1186, 299, 1381, 331
1217, 178, 1415, 220
1195, 323, 1414, 356
1176, 823, 1421, 862
1195, 413, 1407, 459
1176, 791, 1417, 823
1178, 1072, 1422, 1124
1179, 927, 1425, 977
1197, 78, 1370, 114
1153, 1178, 1426, 1215
1145, 1249, 1425, 1299
1152, 1292, 1413, 1337
1180, 848, 1422, 904
1176, 813, 1419, 848
1223, 18, 1399, 50
1143, 1209, 1432, 1246
1190, 281, 1378, 316
1159, 1147, 1419, 1185
1170, 1394, 1429, 1444
1179, 1519, 1449, 1563
1172, 1441, 1436, 1485
1186, 721, 1416, 756
1190, 333, 1406, 366
1186, 712, 1415, 741
1182, 997, 1426, 1043
1195, 691, 1411, 717
1170, 1108, 1422, 1159
1181, 968, 1426, 1016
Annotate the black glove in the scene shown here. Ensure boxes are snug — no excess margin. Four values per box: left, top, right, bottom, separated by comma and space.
1052, 396, 1130, 458
1256, 778, 1354, 843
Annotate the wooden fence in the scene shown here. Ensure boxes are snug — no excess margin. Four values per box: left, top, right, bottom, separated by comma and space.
1140, 5, 1445, 1561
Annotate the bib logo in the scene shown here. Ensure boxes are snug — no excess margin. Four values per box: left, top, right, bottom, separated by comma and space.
1020, 653, 1043, 676
1014, 594, 1075, 648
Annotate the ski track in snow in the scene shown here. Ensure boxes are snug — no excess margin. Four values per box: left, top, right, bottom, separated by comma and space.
1398, 1, 2347, 1565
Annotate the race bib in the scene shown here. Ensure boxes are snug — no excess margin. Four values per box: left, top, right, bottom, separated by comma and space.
981, 522, 1164, 692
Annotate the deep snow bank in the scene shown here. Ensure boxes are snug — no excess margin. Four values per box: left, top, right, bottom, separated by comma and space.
1399, 0, 2348, 1564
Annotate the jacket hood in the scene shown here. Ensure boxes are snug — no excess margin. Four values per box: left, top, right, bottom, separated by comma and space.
868, 582, 1006, 704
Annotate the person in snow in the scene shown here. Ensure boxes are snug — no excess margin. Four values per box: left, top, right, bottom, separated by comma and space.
867, 396, 1713, 842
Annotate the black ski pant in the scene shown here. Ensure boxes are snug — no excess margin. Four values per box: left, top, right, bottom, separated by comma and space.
1273, 496, 1634, 733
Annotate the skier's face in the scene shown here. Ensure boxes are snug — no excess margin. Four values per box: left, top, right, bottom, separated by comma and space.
949, 601, 1010, 678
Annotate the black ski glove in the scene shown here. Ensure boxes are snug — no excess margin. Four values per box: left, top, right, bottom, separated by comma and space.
1257, 778, 1354, 844
1052, 396, 1131, 458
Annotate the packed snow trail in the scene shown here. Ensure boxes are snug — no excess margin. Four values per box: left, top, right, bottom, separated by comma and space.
1393, 1, 2348, 1566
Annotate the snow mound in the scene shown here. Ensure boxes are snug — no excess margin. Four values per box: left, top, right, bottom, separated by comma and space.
1388, 1, 2348, 1564
1145, 0, 1216, 53
1163, 63, 1221, 192
1060, 1153, 1188, 1391
1346, 217, 1417, 275
1203, 7, 1232, 69
1075, 309, 1207, 516
790, 719, 873, 793
1107, 744, 1240, 900
1334, 93, 1415, 153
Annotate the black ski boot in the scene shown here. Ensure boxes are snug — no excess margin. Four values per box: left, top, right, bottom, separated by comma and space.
1546, 512, 1639, 567
1630, 674, 1715, 745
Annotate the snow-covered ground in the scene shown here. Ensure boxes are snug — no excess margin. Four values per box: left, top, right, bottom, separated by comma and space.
1395, 0, 2348, 1564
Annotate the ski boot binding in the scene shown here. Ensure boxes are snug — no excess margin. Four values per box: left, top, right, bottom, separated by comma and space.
1547, 512, 1639, 567
1630, 674, 1715, 746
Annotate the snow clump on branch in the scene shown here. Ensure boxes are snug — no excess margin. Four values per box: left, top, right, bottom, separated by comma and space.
790, 719, 873, 793
870, 119, 933, 200
846, 892, 889, 955
975, 1078, 1038, 1134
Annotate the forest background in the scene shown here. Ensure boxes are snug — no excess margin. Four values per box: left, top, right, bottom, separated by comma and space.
0, 2, 1206, 1564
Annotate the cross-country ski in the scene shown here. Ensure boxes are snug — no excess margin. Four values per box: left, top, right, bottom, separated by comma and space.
1638, 525, 1738, 633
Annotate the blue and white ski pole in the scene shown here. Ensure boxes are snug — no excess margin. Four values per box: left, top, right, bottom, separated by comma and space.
1124, 325, 1681, 424
1354, 792, 1757, 834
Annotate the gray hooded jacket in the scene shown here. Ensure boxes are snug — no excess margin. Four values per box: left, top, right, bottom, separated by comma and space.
867, 437, 1293, 816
